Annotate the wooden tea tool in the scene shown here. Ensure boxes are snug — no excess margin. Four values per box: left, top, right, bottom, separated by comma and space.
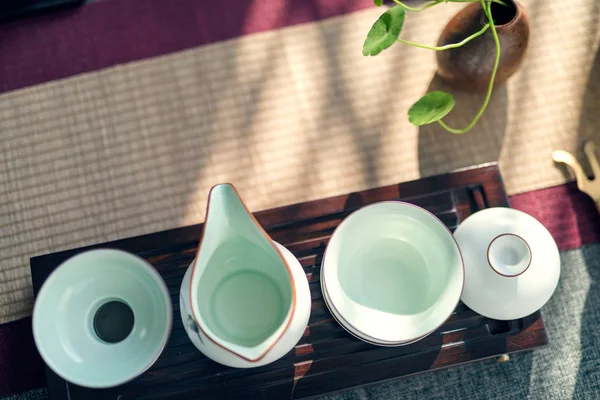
552, 141, 600, 212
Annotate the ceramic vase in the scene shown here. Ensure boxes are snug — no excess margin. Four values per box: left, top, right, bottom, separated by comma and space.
436, 0, 530, 92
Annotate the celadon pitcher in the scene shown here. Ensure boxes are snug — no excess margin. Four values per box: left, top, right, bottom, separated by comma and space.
180, 183, 311, 368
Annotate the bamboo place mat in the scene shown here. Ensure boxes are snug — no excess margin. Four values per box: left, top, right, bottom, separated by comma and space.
1, 0, 599, 323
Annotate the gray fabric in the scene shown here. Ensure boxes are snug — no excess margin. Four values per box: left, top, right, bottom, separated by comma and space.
1, 389, 47, 400
321, 244, 600, 400
5, 245, 599, 400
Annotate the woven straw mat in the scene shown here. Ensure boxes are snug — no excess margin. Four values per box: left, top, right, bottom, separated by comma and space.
1, 0, 599, 323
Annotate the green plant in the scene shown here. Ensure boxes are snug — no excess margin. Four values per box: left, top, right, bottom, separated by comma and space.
363, 0, 506, 134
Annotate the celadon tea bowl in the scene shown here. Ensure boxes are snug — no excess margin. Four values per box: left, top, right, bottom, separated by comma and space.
322, 202, 464, 344
321, 275, 431, 347
32, 249, 172, 388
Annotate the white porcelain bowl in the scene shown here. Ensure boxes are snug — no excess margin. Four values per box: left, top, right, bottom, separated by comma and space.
321, 202, 464, 344
33, 249, 172, 388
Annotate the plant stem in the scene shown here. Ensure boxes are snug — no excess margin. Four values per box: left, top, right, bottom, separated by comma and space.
448, 0, 508, 5
438, 0, 501, 134
391, 0, 443, 12
397, 23, 489, 51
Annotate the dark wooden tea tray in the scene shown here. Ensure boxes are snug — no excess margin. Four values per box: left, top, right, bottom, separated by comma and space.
30, 163, 548, 400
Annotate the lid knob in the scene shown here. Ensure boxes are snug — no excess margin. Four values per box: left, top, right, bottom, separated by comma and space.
487, 234, 532, 277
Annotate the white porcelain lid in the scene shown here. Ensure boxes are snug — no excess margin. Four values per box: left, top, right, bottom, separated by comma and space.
454, 207, 560, 320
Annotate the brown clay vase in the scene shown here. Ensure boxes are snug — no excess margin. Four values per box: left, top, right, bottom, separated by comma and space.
436, 0, 529, 93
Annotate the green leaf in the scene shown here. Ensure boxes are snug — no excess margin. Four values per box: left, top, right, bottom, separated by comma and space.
362, 6, 405, 56
374, 0, 383, 6
408, 91, 456, 126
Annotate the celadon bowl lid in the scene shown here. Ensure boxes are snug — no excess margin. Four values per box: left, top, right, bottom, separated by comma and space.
453, 207, 560, 321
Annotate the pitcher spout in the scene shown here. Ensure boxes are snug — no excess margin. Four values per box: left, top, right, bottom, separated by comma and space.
204, 183, 263, 241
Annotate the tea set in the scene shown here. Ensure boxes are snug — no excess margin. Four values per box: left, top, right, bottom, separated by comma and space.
32, 183, 561, 388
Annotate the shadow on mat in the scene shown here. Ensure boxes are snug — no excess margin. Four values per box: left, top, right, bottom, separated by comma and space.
417, 73, 508, 178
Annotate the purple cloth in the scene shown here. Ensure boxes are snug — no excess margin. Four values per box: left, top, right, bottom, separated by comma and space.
0, 0, 372, 94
